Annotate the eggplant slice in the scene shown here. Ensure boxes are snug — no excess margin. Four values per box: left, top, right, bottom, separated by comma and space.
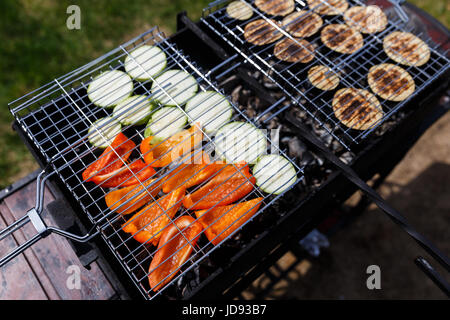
244, 19, 283, 46
332, 88, 384, 131
321, 24, 364, 54
307, 0, 349, 16
282, 10, 323, 38
274, 38, 315, 63
383, 31, 430, 67
255, 0, 295, 17
226, 0, 253, 20
368, 63, 415, 102
308, 65, 340, 91
343, 5, 388, 34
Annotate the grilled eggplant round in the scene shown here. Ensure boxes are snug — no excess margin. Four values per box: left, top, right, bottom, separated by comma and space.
307, 0, 349, 16
226, 0, 253, 20
332, 88, 384, 130
308, 65, 340, 90
255, 0, 295, 17
321, 24, 364, 54
343, 5, 387, 34
274, 38, 315, 63
244, 19, 283, 46
383, 31, 430, 67
368, 63, 415, 102
282, 10, 323, 38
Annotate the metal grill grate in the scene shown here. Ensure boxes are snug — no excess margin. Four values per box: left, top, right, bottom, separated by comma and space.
201, 0, 450, 150
9, 27, 304, 299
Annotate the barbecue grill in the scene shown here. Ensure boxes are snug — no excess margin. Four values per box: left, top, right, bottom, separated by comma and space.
1, 0, 449, 299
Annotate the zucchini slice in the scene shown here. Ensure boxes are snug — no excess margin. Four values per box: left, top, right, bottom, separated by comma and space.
113, 95, 153, 126
151, 69, 198, 106
87, 70, 133, 108
88, 117, 122, 148
124, 45, 167, 81
185, 91, 233, 134
253, 155, 297, 195
214, 121, 267, 164
144, 107, 187, 140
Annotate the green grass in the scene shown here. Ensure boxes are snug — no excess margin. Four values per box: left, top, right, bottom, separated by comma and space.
0, 0, 448, 188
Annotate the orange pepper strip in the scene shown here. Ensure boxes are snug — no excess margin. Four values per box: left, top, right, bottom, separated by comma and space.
162, 152, 224, 193
182, 163, 256, 210
89, 159, 156, 188
195, 198, 263, 246
82, 132, 135, 181
140, 125, 203, 167
148, 215, 203, 292
105, 178, 162, 215
122, 187, 185, 246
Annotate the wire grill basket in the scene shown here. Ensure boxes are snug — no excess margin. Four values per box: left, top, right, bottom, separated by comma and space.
201, 0, 450, 150
6, 26, 304, 299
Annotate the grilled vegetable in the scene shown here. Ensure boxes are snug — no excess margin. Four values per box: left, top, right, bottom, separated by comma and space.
122, 187, 186, 246
383, 31, 430, 67
253, 155, 297, 194
140, 125, 203, 167
343, 5, 387, 34
148, 215, 203, 292
308, 65, 340, 91
161, 152, 224, 193
182, 162, 255, 210
144, 106, 187, 140
151, 69, 198, 106
89, 159, 156, 188
87, 117, 122, 148
214, 121, 267, 165
368, 63, 415, 102
113, 95, 153, 126
281, 10, 323, 38
124, 45, 167, 81
307, 0, 348, 16
195, 198, 263, 245
185, 91, 233, 134
332, 88, 384, 130
273, 38, 315, 63
87, 70, 133, 108
226, 0, 253, 20
83, 132, 134, 182
255, 0, 295, 16
105, 178, 161, 215
243, 19, 283, 46
321, 24, 364, 54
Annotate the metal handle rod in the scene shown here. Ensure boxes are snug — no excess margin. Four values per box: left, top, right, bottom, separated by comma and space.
415, 256, 450, 297
0, 234, 42, 267
0, 214, 30, 241
0, 169, 100, 268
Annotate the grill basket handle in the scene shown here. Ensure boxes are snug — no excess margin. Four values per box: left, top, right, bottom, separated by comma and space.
286, 112, 450, 295
0, 170, 99, 268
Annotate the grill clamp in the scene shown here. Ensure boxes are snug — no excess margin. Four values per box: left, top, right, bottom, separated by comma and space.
0, 171, 100, 267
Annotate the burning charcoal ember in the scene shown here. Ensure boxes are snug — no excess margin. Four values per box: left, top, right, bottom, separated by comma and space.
231, 85, 242, 105
218, 74, 240, 92
339, 151, 354, 165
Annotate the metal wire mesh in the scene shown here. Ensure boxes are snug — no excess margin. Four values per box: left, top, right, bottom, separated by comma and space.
9, 26, 304, 299
201, 0, 450, 150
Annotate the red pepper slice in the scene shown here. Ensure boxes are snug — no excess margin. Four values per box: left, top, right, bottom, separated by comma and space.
90, 159, 156, 188
122, 187, 186, 246
140, 125, 203, 167
82, 132, 135, 181
162, 152, 226, 193
182, 163, 256, 210
105, 178, 162, 215
195, 198, 263, 245
148, 215, 203, 292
